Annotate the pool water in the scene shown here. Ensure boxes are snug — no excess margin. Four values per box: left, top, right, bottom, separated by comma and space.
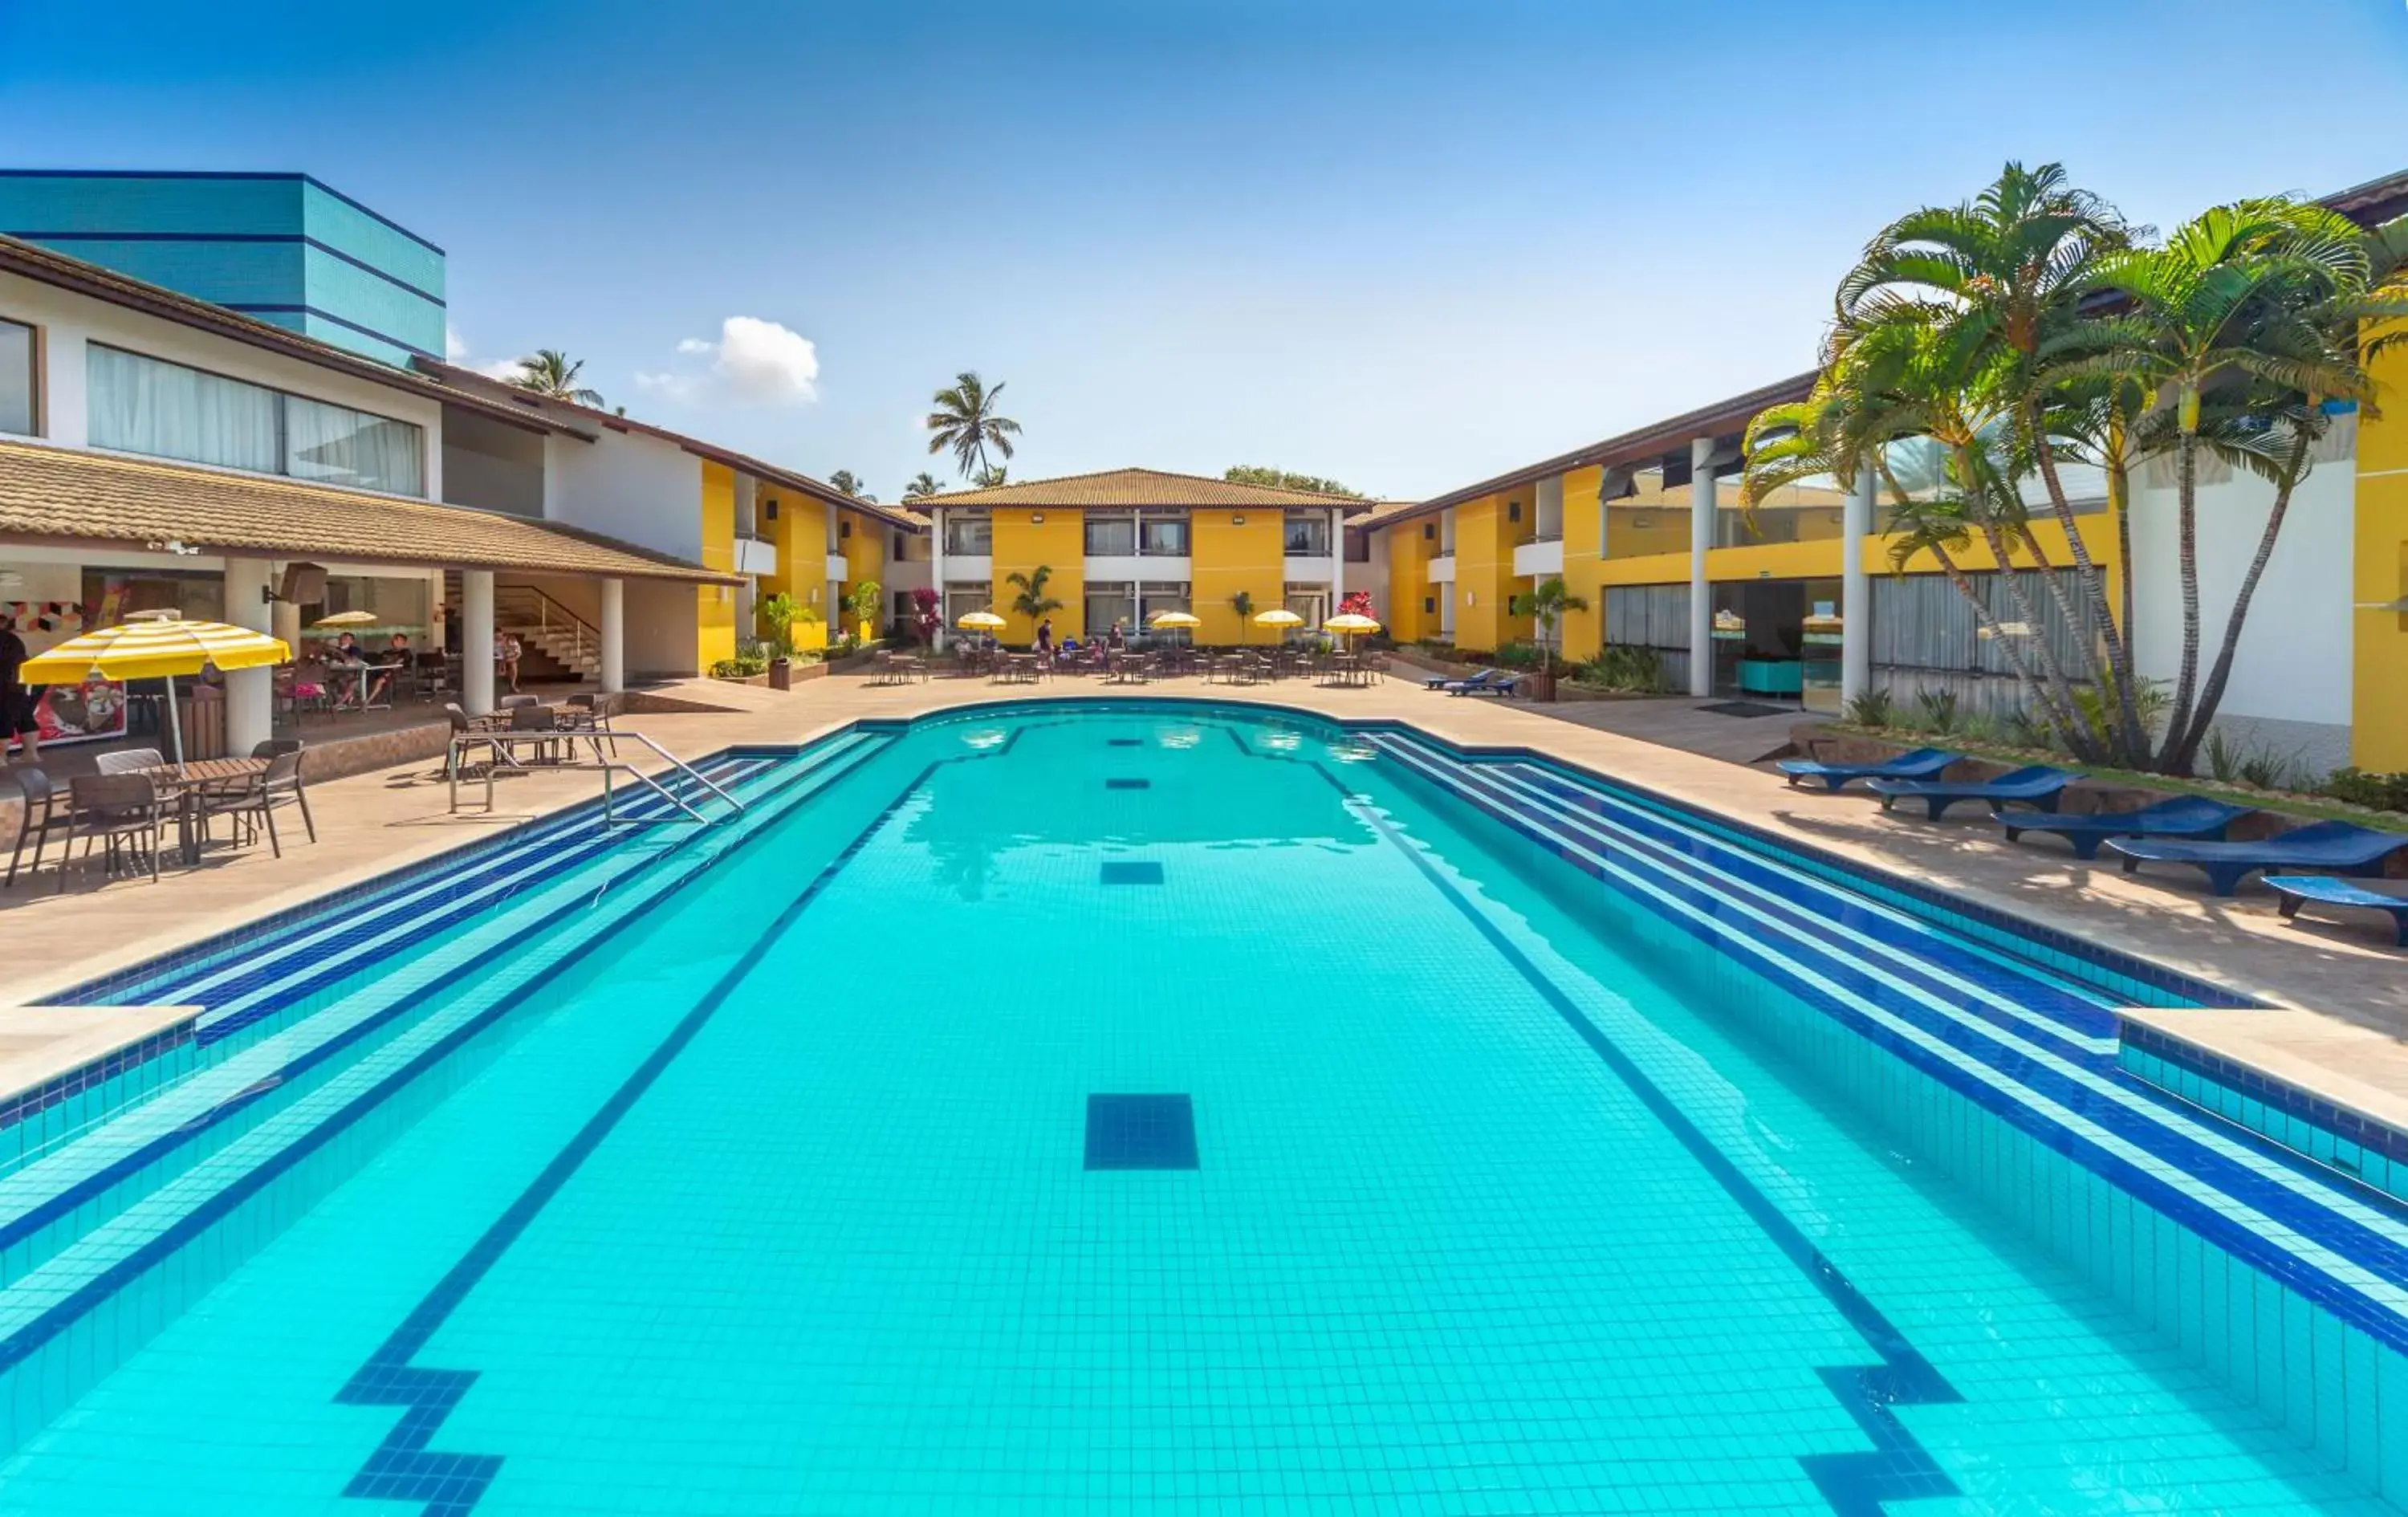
1, 703, 2401, 1515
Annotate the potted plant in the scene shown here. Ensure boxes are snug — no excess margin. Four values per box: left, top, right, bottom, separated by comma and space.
1508, 577, 1587, 702
1230, 589, 1254, 648
845, 579, 883, 645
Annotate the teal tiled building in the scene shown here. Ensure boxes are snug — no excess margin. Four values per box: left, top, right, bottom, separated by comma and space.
0, 170, 444, 366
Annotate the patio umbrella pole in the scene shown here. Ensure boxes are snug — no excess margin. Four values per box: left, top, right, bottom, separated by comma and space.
161, 673, 185, 764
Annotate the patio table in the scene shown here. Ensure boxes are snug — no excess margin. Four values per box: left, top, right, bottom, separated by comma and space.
128, 756, 270, 866
331, 661, 403, 711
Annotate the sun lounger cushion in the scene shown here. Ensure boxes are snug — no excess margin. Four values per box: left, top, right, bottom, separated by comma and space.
1866, 765, 2072, 821
1775, 747, 1959, 792
1992, 795, 2252, 860
2265, 875, 2408, 946
2106, 820, 2408, 896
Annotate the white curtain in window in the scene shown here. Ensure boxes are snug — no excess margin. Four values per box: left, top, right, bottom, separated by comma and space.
285, 395, 425, 496
87, 345, 278, 473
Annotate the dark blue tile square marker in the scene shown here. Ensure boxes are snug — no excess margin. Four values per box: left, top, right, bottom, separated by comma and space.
1085, 1094, 1197, 1169
1105, 778, 1150, 791
1107, 738, 1143, 747
1100, 861, 1163, 885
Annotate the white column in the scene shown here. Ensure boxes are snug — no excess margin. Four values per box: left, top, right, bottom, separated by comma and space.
222, 558, 275, 755
1688, 436, 1715, 697
462, 569, 495, 715
1330, 506, 1345, 608
1842, 470, 1875, 710
599, 578, 626, 693
929, 509, 948, 651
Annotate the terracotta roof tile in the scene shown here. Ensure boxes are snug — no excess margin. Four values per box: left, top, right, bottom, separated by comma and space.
913, 467, 1368, 510
0, 441, 737, 584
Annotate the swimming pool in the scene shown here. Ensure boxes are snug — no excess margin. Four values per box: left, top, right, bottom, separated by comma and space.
1, 700, 2402, 1515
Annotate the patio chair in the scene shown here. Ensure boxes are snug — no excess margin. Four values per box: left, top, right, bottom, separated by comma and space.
2266, 876, 2408, 946
252, 738, 304, 760
498, 693, 541, 711
506, 702, 571, 765
2105, 820, 2408, 897
63, 773, 165, 889
1867, 764, 2074, 822
1776, 746, 1960, 793
200, 747, 315, 858
444, 703, 512, 781
96, 747, 166, 776
5, 767, 72, 888
1449, 670, 1519, 697
563, 691, 621, 757
1992, 795, 2254, 861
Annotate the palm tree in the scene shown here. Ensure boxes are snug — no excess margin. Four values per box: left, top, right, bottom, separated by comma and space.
903, 472, 945, 501
828, 470, 877, 502
1004, 564, 1063, 640
973, 464, 1009, 488
2075, 198, 2379, 767
1229, 589, 1255, 645
1507, 577, 1588, 700
1832, 162, 2145, 757
927, 372, 1023, 481
509, 349, 604, 407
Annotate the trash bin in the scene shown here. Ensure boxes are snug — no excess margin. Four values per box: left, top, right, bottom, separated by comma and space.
768, 657, 791, 691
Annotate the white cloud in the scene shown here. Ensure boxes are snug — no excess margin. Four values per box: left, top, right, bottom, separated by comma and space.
476, 356, 526, 381
633, 369, 702, 402
661, 316, 821, 405
445, 323, 469, 361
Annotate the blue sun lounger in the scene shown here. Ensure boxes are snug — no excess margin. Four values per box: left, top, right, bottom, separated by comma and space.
2105, 820, 2408, 897
1867, 764, 2073, 822
1426, 669, 1503, 694
1775, 746, 1958, 793
1991, 795, 2253, 860
2266, 876, 2408, 946
1447, 670, 1519, 697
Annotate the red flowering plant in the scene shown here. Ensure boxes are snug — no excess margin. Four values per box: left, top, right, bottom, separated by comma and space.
909, 586, 943, 651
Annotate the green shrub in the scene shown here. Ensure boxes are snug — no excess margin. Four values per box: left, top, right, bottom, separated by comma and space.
1843, 689, 1895, 729
2324, 767, 2408, 812
1493, 641, 1548, 670
710, 650, 771, 678
1574, 644, 1668, 693
1914, 688, 1960, 735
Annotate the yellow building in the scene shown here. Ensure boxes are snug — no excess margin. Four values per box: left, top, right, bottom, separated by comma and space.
920, 468, 1360, 647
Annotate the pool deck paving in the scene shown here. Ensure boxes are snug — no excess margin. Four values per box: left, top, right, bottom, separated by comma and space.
1, 669, 2402, 1137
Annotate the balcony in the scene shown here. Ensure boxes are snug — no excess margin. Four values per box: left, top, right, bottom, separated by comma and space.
732, 535, 779, 577
825, 552, 852, 582
1426, 554, 1456, 584
1512, 537, 1564, 577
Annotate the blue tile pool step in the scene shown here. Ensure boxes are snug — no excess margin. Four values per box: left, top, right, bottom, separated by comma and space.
2119, 1018, 2408, 1210
1363, 734, 2408, 1362
5, 745, 868, 1164
0, 736, 897, 1455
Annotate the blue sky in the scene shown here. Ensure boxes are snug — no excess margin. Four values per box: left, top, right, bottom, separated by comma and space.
5, 0, 2406, 501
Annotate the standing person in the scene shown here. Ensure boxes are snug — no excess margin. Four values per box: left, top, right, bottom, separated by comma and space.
494, 629, 522, 693
1106, 620, 1126, 653
1035, 616, 1055, 662
0, 612, 39, 764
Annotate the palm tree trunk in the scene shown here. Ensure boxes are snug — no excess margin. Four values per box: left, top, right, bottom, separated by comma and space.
2158, 424, 2204, 771
2167, 428, 2313, 773
2030, 421, 2145, 762
2110, 457, 2135, 641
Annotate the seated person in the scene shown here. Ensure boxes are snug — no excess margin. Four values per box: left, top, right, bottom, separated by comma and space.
368, 632, 412, 705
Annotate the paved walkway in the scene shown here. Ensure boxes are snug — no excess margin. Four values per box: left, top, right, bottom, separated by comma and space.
3, 669, 2401, 1128
1509, 693, 1808, 764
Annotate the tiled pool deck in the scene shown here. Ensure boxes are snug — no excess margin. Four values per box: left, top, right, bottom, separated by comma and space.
2, 673, 2402, 1140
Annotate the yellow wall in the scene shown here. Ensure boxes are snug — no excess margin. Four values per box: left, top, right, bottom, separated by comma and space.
1386, 519, 1438, 643
989, 509, 1086, 642
1559, 466, 1605, 661
697, 460, 737, 668
758, 488, 832, 630
839, 507, 888, 639
2355, 346, 2408, 770
1450, 494, 1531, 653
1190, 510, 1287, 644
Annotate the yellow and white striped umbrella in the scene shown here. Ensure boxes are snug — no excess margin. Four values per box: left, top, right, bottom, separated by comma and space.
21, 613, 290, 683
955, 610, 1007, 631
1147, 611, 1201, 629
1251, 608, 1305, 628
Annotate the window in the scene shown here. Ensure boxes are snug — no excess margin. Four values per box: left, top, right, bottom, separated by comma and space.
1282, 510, 1330, 557
942, 512, 991, 555
1344, 527, 1369, 563
1085, 512, 1137, 556
1138, 580, 1190, 625
764, 498, 779, 520
943, 582, 992, 624
283, 394, 425, 495
1423, 596, 1435, 615
1507, 500, 1522, 523
0, 317, 33, 436
1084, 583, 1136, 636
87, 344, 425, 496
840, 519, 852, 539
1422, 523, 1434, 540
891, 531, 906, 556
1138, 514, 1189, 556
